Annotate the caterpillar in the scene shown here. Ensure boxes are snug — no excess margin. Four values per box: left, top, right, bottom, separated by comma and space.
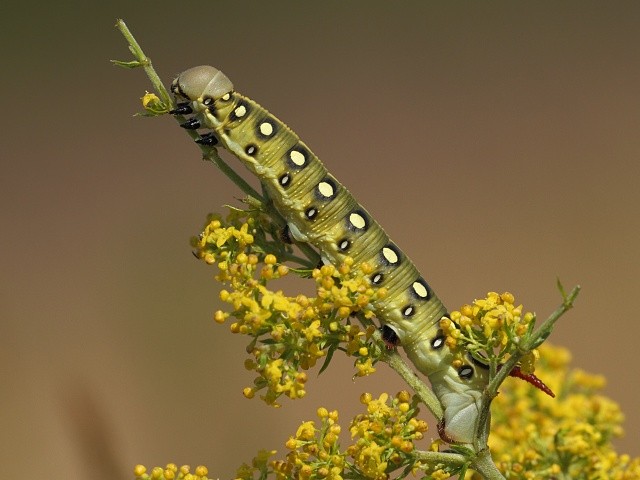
169, 65, 540, 444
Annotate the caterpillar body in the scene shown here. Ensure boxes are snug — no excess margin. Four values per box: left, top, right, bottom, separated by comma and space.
170, 65, 489, 443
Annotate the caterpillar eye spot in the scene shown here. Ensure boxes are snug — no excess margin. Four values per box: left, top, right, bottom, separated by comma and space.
371, 273, 384, 285
202, 97, 214, 106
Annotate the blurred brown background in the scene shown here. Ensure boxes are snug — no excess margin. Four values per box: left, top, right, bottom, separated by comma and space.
2, 2, 639, 478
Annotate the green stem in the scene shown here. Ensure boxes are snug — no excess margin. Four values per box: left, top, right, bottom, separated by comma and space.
470, 449, 505, 480
524, 284, 580, 350
114, 19, 172, 108
413, 450, 466, 467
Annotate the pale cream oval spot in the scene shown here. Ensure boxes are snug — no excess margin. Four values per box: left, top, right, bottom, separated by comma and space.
349, 212, 366, 229
259, 122, 274, 136
412, 281, 428, 298
382, 247, 399, 264
290, 150, 306, 166
318, 182, 334, 198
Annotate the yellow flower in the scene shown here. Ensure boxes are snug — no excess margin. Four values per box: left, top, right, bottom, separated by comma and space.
355, 358, 376, 377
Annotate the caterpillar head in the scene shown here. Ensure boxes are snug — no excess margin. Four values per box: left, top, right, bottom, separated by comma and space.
171, 65, 234, 103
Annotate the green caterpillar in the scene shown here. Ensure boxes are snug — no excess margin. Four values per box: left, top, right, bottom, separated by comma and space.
170, 65, 524, 444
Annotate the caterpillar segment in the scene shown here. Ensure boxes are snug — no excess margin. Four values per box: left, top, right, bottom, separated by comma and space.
171, 65, 490, 443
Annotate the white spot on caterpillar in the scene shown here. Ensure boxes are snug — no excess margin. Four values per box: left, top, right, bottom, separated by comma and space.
289, 150, 306, 166
403, 306, 414, 316
234, 105, 247, 117
259, 121, 274, 136
349, 212, 366, 229
372, 273, 383, 284
382, 247, 399, 264
412, 281, 428, 299
317, 181, 334, 198
221, 93, 231, 101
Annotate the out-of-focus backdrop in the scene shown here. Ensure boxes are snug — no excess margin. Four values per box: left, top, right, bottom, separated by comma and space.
2, 2, 639, 478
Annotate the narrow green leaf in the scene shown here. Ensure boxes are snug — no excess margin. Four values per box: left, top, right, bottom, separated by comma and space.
111, 59, 143, 68
318, 345, 337, 375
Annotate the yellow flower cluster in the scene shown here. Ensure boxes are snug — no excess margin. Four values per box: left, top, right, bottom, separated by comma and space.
235, 392, 439, 480
347, 392, 432, 480
468, 343, 640, 479
134, 464, 209, 480
194, 211, 386, 406
441, 291, 537, 371
235, 409, 344, 480
279, 408, 345, 480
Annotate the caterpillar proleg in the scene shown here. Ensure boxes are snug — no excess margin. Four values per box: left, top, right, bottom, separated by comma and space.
170, 65, 492, 443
